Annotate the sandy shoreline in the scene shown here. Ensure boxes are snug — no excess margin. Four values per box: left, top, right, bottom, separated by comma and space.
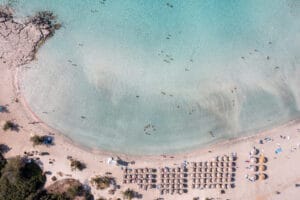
1, 7, 300, 200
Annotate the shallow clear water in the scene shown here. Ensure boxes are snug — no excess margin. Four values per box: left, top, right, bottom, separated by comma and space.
2, 0, 300, 154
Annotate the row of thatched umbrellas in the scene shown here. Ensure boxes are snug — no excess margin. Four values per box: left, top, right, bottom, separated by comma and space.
160, 188, 187, 195
192, 183, 234, 189
190, 155, 237, 167
189, 167, 235, 173
160, 183, 187, 188
160, 167, 187, 173
161, 173, 187, 179
124, 174, 156, 179
190, 172, 234, 178
190, 160, 236, 168
247, 173, 267, 181
124, 167, 156, 174
123, 178, 156, 184
191, 177, 234, 184
161, 178, 187, 184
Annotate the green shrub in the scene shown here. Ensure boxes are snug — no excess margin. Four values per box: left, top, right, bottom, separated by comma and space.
70, 159, 86, 171
90, 176, 113, 190
3, 121, 18, 131
30, 135, 44, 146
0, 153, 6, 176
0, 157, 46, 200
122, 188, 136, 200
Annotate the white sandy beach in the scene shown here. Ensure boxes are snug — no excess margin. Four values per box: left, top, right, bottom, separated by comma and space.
1, 7, 300, 200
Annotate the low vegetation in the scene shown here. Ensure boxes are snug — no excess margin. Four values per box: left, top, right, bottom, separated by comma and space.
0, 156, 46, 200
0, 153, 6, 176
122, 188, 136, 200
0, 154, 93, 200
30, 135, 45, 146
2, 120, 18, 131
30, 135, 53, 146
0, 144, 10, 154
70, 159, 86, 171
35, 184, 93, 200
90, 175, 114, 190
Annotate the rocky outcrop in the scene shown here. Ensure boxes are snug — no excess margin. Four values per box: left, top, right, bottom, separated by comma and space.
0, 6, 60, 67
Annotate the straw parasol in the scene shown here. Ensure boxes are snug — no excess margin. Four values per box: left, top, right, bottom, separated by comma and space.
250, 165, 258, 172
191, 162, 197, 167
212, 162, 217, 167
249, 174, 258, 181
259, 155, 266, 163
250, 148, 259, 155
259, 165, 266, 171
250, 157, 258, 164
217, 168, 223, 173
259, 173, 267, 180
221, 156, 227, 162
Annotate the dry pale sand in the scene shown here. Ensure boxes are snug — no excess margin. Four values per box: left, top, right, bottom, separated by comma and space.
1, 7, 300, 200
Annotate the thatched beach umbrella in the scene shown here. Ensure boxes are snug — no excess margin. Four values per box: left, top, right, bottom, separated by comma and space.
228, 167, 235, 173
191, 162, 197, 167
259, 173, 267, 180
249, 174, 258, 181
259, 155, 266, 163
250, 165, 259, 172
250, 148, 259, 156
212, 161, 217, 167
250, 157, 258, 164
259, 165, 266, 171
217, 168, 223, 173
212, 168, 217, 173
221, 156, 227, 162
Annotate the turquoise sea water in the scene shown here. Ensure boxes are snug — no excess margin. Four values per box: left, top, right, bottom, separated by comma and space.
2, 0, 300, 154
